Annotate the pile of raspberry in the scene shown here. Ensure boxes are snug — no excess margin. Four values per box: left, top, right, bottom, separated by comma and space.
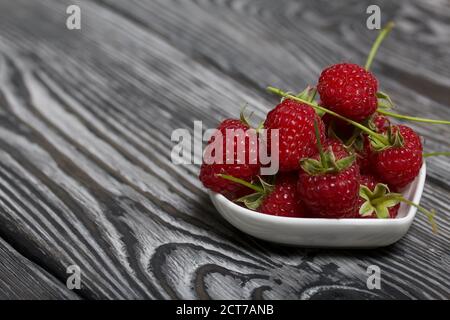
199, 63, 425, 220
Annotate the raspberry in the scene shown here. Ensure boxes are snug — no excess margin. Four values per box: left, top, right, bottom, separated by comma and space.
199, 119, 260, 197
298, 139, 360, 218
353, 174, 399, 218
259, 174, 304, 217
264, 99, 325, 172
318, 63, 378, 121
372, 125, 423, 189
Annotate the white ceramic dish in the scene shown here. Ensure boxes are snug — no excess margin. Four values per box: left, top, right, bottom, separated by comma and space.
210, 163, 426, 248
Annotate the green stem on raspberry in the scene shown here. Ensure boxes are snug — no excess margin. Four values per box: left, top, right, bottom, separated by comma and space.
309, 88, 317, 102
423, 152, 450, 158
313, 120, 327, 168
371, 194, 438, 233
365, 22, 395, 70
400, 198, 438, 234
267, 86, 390, 145
217, 174, 264, 193
377, 109, 450, 125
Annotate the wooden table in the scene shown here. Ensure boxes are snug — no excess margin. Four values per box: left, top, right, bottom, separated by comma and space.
0, 0, 448, 300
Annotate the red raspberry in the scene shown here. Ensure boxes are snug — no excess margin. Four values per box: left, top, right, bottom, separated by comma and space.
259, 174, 305, 217
360, 173, 378, 190
317, 63, 378, 121
297, 140, 361, 218
264, 99, 325, 172
199, 119, 260, 197
229, 187, 255, 201
371, 113, 390, 131
355, 136, 373, 174
353, 174, 399, 218
372, 125, 423, 189
322, 113, 354, 139
322, 138, 349, 157
355, 113, 390, 174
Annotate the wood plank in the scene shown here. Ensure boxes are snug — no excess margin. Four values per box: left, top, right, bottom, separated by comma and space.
98, 0, 450, 189
0, 236, 80, 299
0, 0, 447, 299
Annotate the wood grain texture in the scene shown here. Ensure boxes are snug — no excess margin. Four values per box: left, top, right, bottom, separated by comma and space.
0, 236, 80, 299
0, 0, 448, 299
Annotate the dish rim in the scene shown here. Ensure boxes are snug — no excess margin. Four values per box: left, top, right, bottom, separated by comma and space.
209, 163, 426, 226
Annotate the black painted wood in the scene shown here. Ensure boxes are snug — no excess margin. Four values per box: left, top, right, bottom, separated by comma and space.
0, 237, 80, 299
0, 0, 448, 299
